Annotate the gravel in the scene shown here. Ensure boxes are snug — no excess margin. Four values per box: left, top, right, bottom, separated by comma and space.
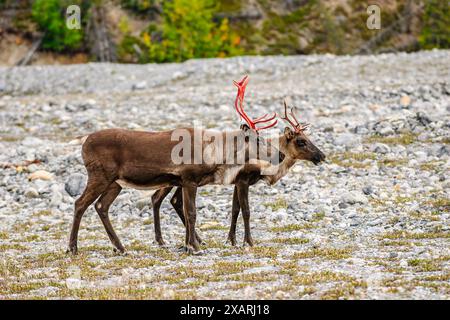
0, 50, 449, 299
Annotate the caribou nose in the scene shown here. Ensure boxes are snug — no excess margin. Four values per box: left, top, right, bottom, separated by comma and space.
313, 152, 325, 165
319, 151, 326, 161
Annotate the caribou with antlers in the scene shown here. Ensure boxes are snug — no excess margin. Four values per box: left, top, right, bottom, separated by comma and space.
67, 76, 281, 255
152, 77, 326, 247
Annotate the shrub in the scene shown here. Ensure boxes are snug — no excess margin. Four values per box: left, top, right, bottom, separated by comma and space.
31, 0, 85, 52
144, 0, 241, 63
419, 0, 450, 49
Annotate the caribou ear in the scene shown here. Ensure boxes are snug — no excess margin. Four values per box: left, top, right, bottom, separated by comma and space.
284, 127, 295, 140
240, 123, 251, 132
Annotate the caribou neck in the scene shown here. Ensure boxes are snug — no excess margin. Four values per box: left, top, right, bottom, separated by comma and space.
262, 134, 297, 185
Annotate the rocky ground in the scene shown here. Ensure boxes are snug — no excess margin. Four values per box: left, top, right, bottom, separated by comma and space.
0, 50, 449, 300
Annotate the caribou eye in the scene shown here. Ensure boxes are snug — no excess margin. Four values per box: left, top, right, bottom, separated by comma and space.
296, 138, 306, 147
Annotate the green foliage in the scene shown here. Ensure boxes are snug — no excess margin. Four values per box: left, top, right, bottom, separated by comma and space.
31, 0, 84, 52
135, 0, 241, 63
121, 0, 160, 15
419, 0, 450, 49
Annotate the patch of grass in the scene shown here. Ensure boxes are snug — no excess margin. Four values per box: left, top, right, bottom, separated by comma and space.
329, 152, 376, 169
393, 196, 414, 204
249, 246, 279, 259
311, 212, 325, 222
142, 219, 152, 226
427, 198, 450, 213
24, 234, 41, 242
127, 241, 149, 252
0, 281, 60, 295
293, 247, 353, 260
199, 222, 228, 231
408, 258, 442, 272
228, 272, 277, 282
380, 230, 450, 240
270, 223, 314, 233
272, 237, 310, 245
421, 272, 450, 282
32, 210, 53, 217
419, 161, 444, 172
212, 261, 261, 276
0, 231, 8, 239
379, 240, 412, 247
264, 197, 288, 211
329, 156, 371, 169
0, 259, 23, 278
378, 158, 409, 167
12, 221, 33, 233
320, 281, 367, 300
291, 271, 357, 286
365, 133, 418, 145
0, 243, 27, 251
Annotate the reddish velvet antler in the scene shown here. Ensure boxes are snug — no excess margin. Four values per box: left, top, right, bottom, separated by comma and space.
233, 75, 278, 131
281, 100, 309, 132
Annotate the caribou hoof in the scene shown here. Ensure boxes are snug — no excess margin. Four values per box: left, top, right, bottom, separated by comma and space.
243, 238, 254, 247
156, 238, 166, 247
226, 235, 237, 246
113, 247, 127, 255
66, 245, 78, 255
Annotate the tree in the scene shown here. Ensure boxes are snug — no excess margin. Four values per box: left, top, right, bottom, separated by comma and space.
419, 0, 450, 49
147, 0, 241, 62
32, 0, 84, 52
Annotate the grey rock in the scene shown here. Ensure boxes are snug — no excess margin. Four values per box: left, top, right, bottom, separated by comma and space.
25, 187, 39, 198
132, 81, 147, 90
437, 146, 450, 157
334, 133, 360, 147
341, 191, 368, 205
136, 199, 148, 211
372, 143, 390, 154
65, 173, 86, 197
362, 186, 373, 195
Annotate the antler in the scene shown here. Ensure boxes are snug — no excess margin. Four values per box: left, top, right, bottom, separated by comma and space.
281, 100, 310, 132
233, 75, 278, 131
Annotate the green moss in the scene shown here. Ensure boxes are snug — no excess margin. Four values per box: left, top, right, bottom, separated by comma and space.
272, 237, 309, 245
270, 223, 314, 232
419, 0, 450, 49
264, 197, 288, 211
408, 258, 442, 272
293, 247, 353, 260
212, 261, 261, 276
380, 230, 450, 240
329, 152, 375, 169
292, 271, 357, 286
378, 158, 409, 167
365, 133, 418, 145
311, 212, 325, 222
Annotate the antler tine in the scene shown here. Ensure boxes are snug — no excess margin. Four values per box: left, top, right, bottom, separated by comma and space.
289, 107, 300, 127
281, 100, 299, 129
254, 112, 277, 124
281, 100, 309, 132
234, 76, 252, 127
255, 119, 278, 131
290, 106, 310, 131
233, 75, 278, 132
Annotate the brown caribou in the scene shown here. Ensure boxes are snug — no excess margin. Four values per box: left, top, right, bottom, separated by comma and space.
151, 96, 326, 247
67, 76, 281, 255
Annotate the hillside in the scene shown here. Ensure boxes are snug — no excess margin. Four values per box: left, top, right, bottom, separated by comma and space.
0, 0, 448, 65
